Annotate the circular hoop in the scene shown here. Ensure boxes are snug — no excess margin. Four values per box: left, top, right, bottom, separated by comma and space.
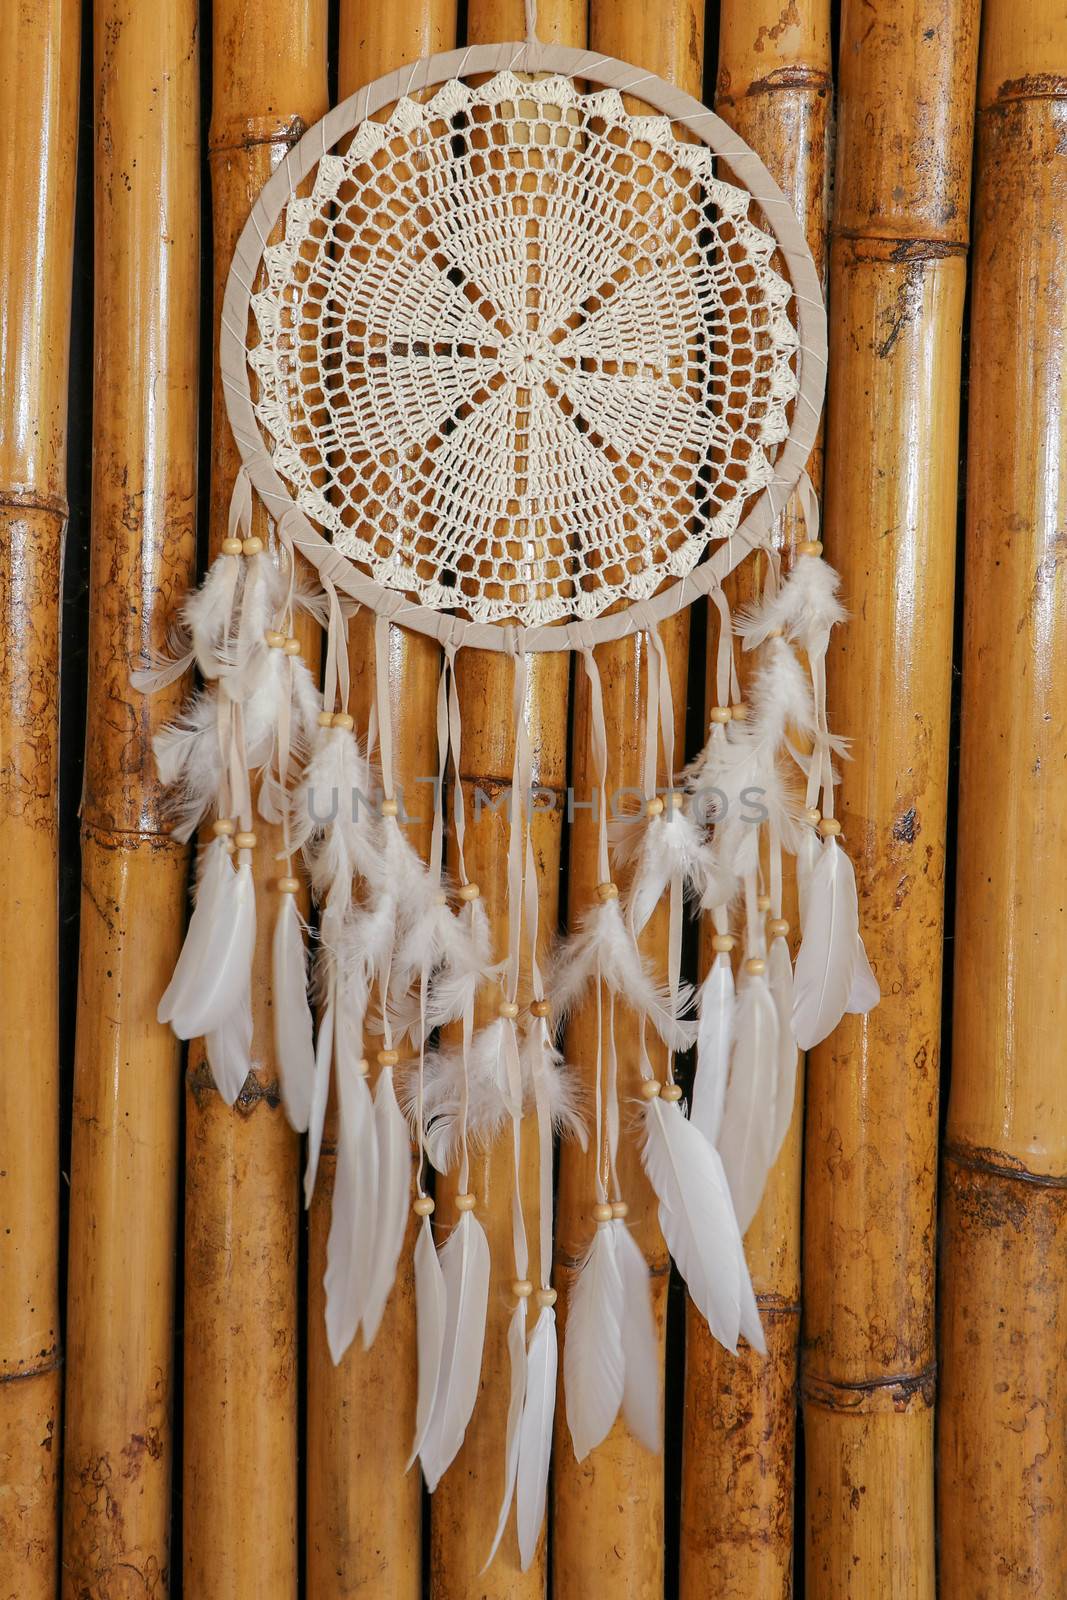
220, 40, 827, 655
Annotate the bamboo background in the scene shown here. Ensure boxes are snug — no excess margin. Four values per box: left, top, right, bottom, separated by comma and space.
0, 0, 1064, 1596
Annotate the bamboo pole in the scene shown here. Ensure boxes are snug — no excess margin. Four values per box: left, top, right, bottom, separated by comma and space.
426, 2, 584, 1591
183, 8, 327, 1596
304, 8, 454, 1595
680, 6, 831, 1594
0, 4, 79, 1592
939, 7, 1067, 1595
802, 4, 978, 1595
552, 5, 704, 1594
60, 4, 199, 1593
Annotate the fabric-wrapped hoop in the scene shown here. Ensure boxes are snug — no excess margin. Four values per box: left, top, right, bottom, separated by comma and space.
220, 39, 827, 655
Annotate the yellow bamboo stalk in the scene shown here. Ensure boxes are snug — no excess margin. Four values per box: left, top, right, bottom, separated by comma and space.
304, 8, 455, 1594
60, 5, 199, 1593
425, 2, 585, 1591
183, 7, 327, 1596
0, 3, 79, 1592
681, 6, 831, 1593
802, 3, 978, 1595
939, 6, 1067, 1595
551, 11, 704, 1592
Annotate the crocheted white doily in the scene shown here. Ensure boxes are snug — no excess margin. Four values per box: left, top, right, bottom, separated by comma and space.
249, 72, 799, 627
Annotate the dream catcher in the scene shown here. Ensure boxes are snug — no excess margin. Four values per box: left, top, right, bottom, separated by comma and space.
138, 25, 877, 1569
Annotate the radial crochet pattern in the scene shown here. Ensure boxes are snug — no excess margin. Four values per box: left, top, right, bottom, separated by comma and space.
249, 71, 799, 626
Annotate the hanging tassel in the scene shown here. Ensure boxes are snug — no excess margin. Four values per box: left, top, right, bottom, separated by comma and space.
361, 1063, 413, 1349
323, 1050, 378, 1365
515, 1301, 557, 1571
563, 1220, 625, 1462
792, 831, 878, 1049
419, 1206, 491, 1491
409, 1209, 447, 1468
640, 1088, 764, 1355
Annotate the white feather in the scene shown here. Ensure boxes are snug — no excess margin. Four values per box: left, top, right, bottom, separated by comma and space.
158, 838, 230, 1027
324, 1055, 378, 1364
614, 1222, 661, 1452
718, 976, 780, 1235
420, 1209, 491, 1491
736, 552, 846, 655
205, 1003, 254, 1106
484, 1299, 528, 1569
622, 805, 708, 934
393, 899, 496, 1042
640, 1096, 744, 1353
293, 723, 379, 905
408, 1214, 447, 1468
792, 836, 861, 1050
162, 857, 256, 1042
361, 1066, 412, 1348
564, 1223, 625, 1462
304, 987, 333, 1206
515, 1305, 557, 1571
691, 954, 735, 1145
548, 898, 696, 1053
520, 1030, 588, 1152
272, 892, 316, 1133
767, 936, 798, 1163
847, 934, 881, 1015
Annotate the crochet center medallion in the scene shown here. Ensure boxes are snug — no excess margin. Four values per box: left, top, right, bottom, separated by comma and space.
248, 72, 800, 626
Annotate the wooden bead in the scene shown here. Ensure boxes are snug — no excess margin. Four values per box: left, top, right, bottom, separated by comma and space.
711, 933, 736, 953
669, 790, 687, 810
530, 1000, 551, 1018
768, 917, 790, 938
317, 711, 334, 729
241, 535, 263, 556
211, 818, 236, 837
805, 806, 822, 826
277, 877, 301, 895
639, 1079, 661, 1100
454, 1193, 476, 1213
536, 1288, 557, 1308
377, 1049, 400, 1067
331, 712, 354, 732
797, 539, 823, 558
234, 831, 257, 850
457, 882, 480, 901
498, 1000, 519, 1020
511, 1280, 533, 1299
745, 957, 767, 977
221, 537, 243, 556
592, 1202, 614, 1223
819, 817, 842, 837
661, 1082, 684, 1103
264, 629, 285, 648
611, 1201, 629, 1219
645, 795, 664, 816
595, 880, 619, 902
282, 637, 301, 656
413, 1196, 434, 1217
757, 893, 772, 912
731, 704, 748, 722
709, 705, 732, 724
380, 798, 399, 817
355, 1058, 370, 1078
